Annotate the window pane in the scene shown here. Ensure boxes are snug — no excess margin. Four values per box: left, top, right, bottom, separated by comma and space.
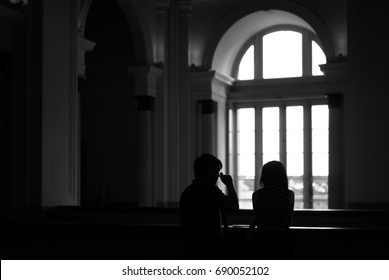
237, 154, 255, 177
286, 106, 303, 154
287, 106, 303, 177
263, 31, 302, 79
237, 108, 255, 131
237, 108, 255, 160
238, 132, 255, 154
287, 153, 303, 176
312, 105, 329, 176
228, 109, 234, 175
237, 45, 254, 80
263, 131, 279, 154
312, 153, 328, 176
262, 107, 279, 130
312, 41, 326, 76
312, 105, 329, 129
313, 176, 328, 209
312, 130, 328, 153
263, 153, 280, 164
237, 155, 255, 209
289, 177, 303, 209
286, 106, 303, 130
262, 107, 279, 163
236, 108, 255, 209
237, 178, 255, 209
287, 130, 303, 153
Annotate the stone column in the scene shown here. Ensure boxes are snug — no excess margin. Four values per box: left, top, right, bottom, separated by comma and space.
136, 95, 154, 207
155, 0, 170, 206
199, 100, 217, 155
327, 93, 344, 209
190, 71, 234, 163
177, 0, 193, 197
321, 62, 347, 209
128, 65, 162, 207
41, 0, 80, 206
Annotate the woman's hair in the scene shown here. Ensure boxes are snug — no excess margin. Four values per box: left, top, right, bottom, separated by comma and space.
259, 161, 289, 189
193, 154, 222, 179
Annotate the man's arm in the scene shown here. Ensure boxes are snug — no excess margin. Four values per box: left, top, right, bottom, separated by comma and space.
219, 173, 239, 212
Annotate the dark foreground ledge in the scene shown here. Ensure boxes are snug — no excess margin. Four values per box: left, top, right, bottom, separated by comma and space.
2, 207, 389, 259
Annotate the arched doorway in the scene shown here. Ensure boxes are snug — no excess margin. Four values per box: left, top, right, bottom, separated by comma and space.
80, 0, 144, 207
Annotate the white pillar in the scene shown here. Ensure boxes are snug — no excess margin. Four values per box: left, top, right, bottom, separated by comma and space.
177, 0, 193, 199
41, 0, 80, 206
128, 65, 162, 207
321, 62, 347, 209
327, 93, 345, 209
199, 100, 217, 155
155, 0, 170, 206
136, 96, 154, 207
190, 71, 234, 163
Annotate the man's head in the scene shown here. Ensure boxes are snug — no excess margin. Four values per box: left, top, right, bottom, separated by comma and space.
193, 154, 222, 184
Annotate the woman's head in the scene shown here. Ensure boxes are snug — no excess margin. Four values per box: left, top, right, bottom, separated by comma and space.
260, 161, 288, 189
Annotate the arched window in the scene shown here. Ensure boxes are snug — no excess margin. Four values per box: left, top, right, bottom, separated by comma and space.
235, 26, 326, 80
228, 25, 329, 210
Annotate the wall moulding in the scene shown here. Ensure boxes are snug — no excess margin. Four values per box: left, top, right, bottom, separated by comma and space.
127, 65, 163, 98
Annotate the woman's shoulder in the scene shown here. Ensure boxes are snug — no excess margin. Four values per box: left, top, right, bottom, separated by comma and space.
252, 188, 265, 197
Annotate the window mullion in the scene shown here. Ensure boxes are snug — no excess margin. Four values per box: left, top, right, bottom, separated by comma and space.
303, 103, 312, 208
302, 31, 312, 77
255, 35, 263, 79
255, 105, 262, 191
280, 105, 287, 167
232, 105, 238, 187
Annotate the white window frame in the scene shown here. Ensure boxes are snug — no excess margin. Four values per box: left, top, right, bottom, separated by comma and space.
232, 25, 325, 80
228, 98, 328, 209
228, 24, 329, 209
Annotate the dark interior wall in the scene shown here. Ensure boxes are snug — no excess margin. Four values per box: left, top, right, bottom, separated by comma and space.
346, 1, 389, 206
2, 0, 389, 212
191, 0, 347, 67
80, 0, 139, 207
84, 0, 136, 77
0, 3, 39, 220
78, 0, 389, 208
80, 82, 139, 207
0, 52, 13, 220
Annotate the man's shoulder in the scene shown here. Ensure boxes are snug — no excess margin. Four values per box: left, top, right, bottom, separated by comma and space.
180, 184, 197, 203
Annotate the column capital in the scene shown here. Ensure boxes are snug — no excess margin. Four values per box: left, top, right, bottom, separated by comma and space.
320, 62, 348, 93
135, 95, 154, 111
78, 36, 95, 78
156, 0, 171, 12
326, 93, 343, 109
199, 100, 216, 114
190, 70, 234, 102
177, 0, 193, 16
127, 65, 163, 98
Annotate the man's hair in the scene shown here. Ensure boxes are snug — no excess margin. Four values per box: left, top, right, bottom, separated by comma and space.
193, 154, 222, 179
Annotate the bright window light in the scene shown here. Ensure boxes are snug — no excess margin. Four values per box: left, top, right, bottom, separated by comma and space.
236, 108, 255, 209
237, 45, 254, 80
263, 31, 302, 79
237, 108, 255, 176
262, 107, 280, 163
286, 106, 304, 176
312, 41, 326, 76
312, 105, 329, 176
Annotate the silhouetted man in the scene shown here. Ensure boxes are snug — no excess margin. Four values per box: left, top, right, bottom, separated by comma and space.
179, 154, 239, 259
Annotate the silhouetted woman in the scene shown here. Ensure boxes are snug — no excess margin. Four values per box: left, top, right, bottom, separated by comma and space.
251, 161, 295, 230
247, 161, 295, 259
